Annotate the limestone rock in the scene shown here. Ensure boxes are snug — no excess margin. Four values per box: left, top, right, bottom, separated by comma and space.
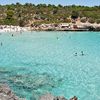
39, 93, 78, 100
0, 84, 25, 100
0, 84, 78, 100
39, 93, 55, 100
54, 96, 67, 100
70, 96, 78, 100
39, 93, 68, 100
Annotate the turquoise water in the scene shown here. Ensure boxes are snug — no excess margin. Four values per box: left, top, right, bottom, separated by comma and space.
0, 31, 100, 100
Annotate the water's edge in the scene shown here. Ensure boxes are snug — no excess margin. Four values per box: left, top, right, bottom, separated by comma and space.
0, 84, 78, 100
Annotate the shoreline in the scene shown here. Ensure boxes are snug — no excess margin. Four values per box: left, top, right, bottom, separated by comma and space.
0, 84, 78, 100
30, 22, 100, 31
0, 25, 30, 33
0, 23, 100, 33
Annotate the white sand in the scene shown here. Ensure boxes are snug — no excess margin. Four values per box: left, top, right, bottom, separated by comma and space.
0, 25, 30, 33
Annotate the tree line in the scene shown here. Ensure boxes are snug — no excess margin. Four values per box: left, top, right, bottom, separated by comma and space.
0, 3, 100, 26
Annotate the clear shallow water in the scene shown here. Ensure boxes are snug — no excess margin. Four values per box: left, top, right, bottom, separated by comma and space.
0, 31, 100, 100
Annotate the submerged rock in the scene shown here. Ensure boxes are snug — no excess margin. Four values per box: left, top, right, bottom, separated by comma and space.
40, 93, 55, 100
39, 94, 78, 100
9, 73, 57, 92
54, 96, 67, 100
39, 94, 68, 100
0, 84, 25, 100
0, 84, 78, 100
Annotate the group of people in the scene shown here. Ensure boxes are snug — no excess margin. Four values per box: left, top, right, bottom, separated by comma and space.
0, 33, 14, 47
74, 51, 84, 56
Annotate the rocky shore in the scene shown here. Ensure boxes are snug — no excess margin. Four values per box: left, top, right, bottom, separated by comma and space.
0, 84, 78, 100
0, 84, 25, 100
40, 93, 78, 100
30, 22, 100, 31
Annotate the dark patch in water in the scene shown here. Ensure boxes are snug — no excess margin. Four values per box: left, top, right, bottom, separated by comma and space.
0, 67, 63, 99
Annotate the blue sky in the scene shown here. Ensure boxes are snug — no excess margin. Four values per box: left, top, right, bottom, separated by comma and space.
0, 0, 100, 6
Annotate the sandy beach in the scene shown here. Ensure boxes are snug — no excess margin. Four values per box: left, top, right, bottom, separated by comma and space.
0, 25, 30, 33
0, 22, 100, 33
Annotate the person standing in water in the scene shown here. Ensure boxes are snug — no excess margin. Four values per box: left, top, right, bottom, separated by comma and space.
57, 37, 59, 40
0, 42, 2, 46
74, 52, 77, 56
81, 51, 84, 56
12, 34, 13, 37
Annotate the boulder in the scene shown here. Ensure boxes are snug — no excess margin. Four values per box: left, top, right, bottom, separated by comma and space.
70, 96, 78, 100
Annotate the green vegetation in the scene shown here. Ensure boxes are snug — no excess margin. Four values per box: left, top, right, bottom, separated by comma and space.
0, 3, 100, 26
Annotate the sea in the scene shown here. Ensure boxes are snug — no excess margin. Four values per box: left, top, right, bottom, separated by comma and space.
0, 31, 100, 100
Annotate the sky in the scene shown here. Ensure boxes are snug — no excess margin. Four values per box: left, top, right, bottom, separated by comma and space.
0, 0, 100, 6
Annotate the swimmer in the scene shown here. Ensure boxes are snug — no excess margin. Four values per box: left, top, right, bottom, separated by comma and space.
57, 37, 59, 40
69, 36, 71, 39
74, 52, 77, 56
12, 34, 13, 37
81, 51, 84, 56
0, 42, 2, 46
